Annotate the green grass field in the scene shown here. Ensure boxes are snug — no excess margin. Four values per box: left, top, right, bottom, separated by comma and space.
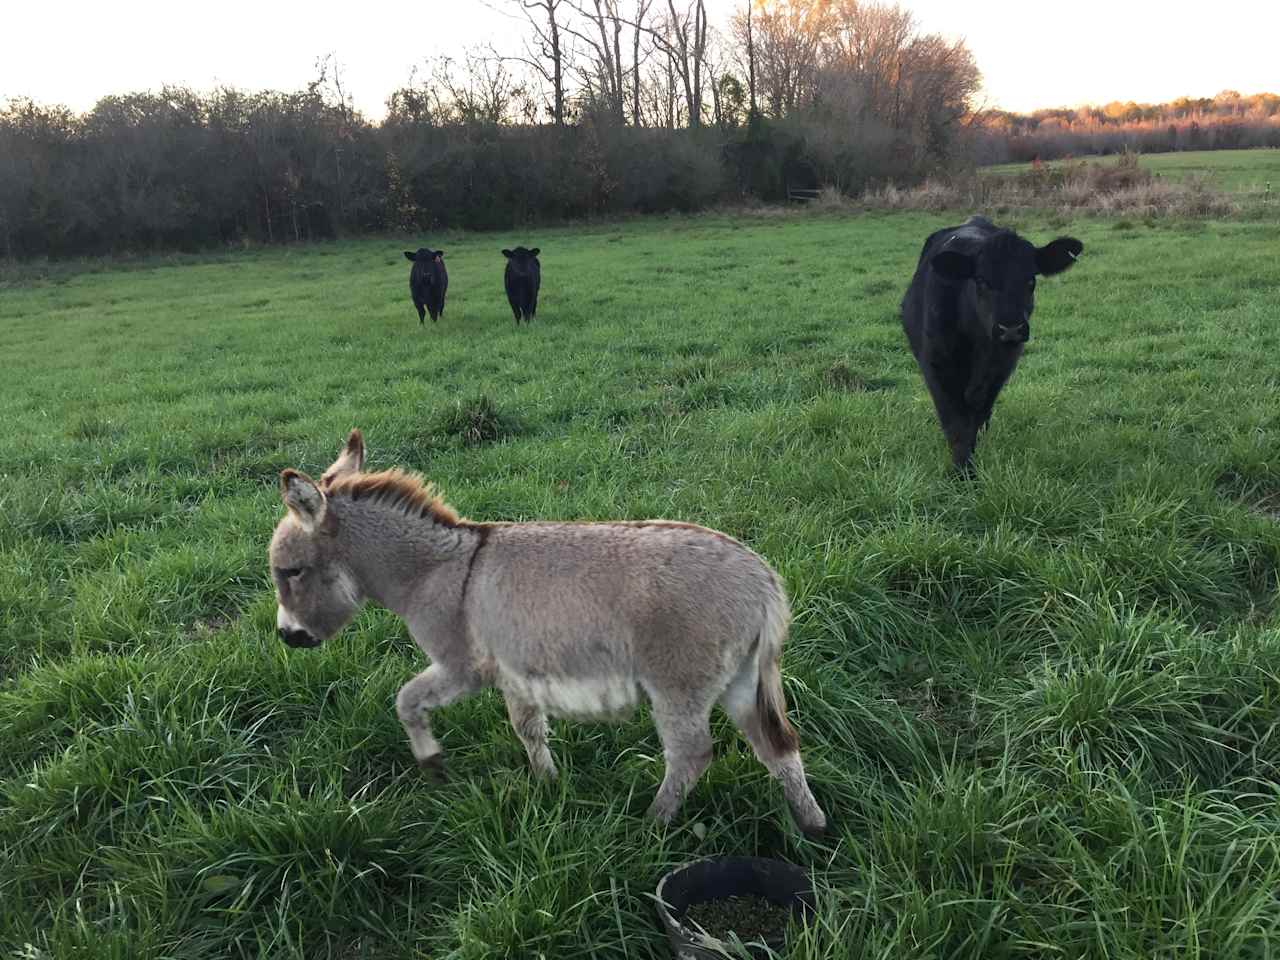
983, 147, 1280, 192
3, 210, 1280, 958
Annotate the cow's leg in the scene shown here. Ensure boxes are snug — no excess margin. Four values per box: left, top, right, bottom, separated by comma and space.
415, 302, 426, 325
395, 664, 479, 774
976, 386, 1001, 433
922, 370, 976, 472
945, 414, 979, 474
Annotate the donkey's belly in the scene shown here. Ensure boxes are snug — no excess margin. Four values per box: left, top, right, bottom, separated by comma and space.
499, 671, 640, 719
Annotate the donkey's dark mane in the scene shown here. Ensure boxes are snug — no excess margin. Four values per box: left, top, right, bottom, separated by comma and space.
327, 469, 462, 525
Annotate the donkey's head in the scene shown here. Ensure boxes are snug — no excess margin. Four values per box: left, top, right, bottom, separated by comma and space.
270, 429, 367, 649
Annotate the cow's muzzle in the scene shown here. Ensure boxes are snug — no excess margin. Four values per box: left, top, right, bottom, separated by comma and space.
997, 323, 1029, 344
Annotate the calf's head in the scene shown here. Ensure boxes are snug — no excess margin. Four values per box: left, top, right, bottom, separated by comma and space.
404, 249, 445, 284
502, 246, 541, 278
269, 430, 367, 649
932, 232, 1083, 344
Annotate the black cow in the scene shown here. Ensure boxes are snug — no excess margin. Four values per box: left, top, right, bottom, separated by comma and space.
404, 249, 448, 324
901, 215, 1083, 473
502, 247, 541, 324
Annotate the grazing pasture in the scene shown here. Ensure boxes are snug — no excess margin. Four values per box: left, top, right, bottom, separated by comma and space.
2, 211, 1280, 958
983, 147, 1280, 192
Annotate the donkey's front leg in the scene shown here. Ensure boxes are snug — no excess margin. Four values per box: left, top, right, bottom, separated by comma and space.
395, 664, 477, 773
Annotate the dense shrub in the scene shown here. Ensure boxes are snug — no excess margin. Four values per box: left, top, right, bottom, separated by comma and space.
1, 86, 937, 260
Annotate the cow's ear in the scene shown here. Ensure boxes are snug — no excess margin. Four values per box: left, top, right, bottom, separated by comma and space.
1035, 237, 1083, 276
529, 248, 540, 257
404, 251, 417, 261
433, 250, 444, 259
931, 250, 975, 283
501, 249, 513, 258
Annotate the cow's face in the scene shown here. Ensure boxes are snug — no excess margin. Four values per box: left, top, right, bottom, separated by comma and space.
933, 236, 1082, 344
502, 247, 541, 277
404, 249, 444, 286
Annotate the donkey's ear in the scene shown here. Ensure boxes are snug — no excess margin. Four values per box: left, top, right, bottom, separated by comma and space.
321, 429, 365, 487
280, 470, 327, 531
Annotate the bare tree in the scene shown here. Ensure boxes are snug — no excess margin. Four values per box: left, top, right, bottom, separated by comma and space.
748, 0, 829, 119
703, 29, 745, 130
631, 0, 655, 125
567, 0, 626, 122
621, 0, 708, 128
429, 50, 534, 124
488, 0, 572, 125
728, 0, 759, 117
825, 0, 915, 126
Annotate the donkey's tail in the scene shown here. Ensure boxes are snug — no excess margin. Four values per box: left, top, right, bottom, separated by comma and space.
756, 579, 800, 755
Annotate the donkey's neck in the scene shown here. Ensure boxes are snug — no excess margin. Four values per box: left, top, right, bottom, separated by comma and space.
333, 499, 479, 615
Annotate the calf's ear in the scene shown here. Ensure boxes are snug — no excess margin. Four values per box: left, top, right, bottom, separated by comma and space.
501, 249, 513, 258
321, 429, 365, 487
1036, 237, 1083, 276
280, 470, 327, 532
931, 250, 975, 283
404, 251, 417, 261
529, 248, 540, 257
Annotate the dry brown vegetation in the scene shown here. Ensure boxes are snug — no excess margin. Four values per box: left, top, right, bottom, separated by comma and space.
970, 91, 1280, 165
859, 153, 1249, 219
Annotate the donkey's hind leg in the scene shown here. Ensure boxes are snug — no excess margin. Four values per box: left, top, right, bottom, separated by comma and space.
720, 663, 827, 837
647, 703, 714, 824
505, 694, 558, 780
395, 664, 478, 772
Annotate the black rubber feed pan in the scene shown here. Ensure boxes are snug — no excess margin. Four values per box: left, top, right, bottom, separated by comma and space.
654, 856, 815, 959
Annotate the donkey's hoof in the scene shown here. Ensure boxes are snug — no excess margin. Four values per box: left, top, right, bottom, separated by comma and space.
645, 798, 679, 825
417, 754, 448, 783
798, 814, 828, 840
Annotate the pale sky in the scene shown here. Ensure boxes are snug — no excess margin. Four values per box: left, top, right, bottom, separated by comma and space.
3, 0, 1276, 119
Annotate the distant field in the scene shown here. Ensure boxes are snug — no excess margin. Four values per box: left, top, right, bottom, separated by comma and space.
3, 211, 1280, 958
984, 148, 1280, 191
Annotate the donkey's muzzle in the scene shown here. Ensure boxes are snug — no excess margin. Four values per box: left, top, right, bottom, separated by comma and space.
279, 626, 321, 648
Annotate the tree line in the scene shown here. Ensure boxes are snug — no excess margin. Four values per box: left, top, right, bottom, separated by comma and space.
970, 90, 1280, 165
1, 1, 981, 259
8, 1, 1269, 261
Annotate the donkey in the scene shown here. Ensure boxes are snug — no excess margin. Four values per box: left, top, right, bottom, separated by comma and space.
269, 430, 827, 836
